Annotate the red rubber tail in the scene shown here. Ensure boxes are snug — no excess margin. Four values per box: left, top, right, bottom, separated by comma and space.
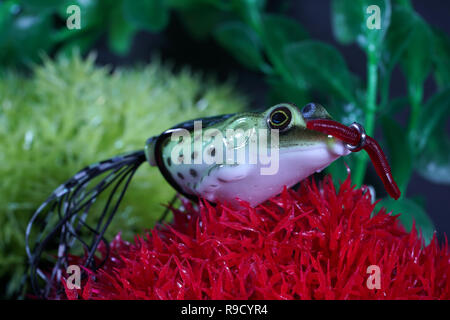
307, 119, 401, 200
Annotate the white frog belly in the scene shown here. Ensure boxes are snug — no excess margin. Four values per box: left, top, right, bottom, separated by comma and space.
196, 141, 350, 207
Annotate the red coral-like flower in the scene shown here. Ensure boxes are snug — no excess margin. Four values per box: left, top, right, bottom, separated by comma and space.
62, 175, 450, 300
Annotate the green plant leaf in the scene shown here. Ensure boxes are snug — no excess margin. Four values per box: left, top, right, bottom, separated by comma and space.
0, 11, 53, 66
57, 30, 101, 58
431, 30, 450, 90
230, 0, 266, 21
177, 4, 226, 40
262, 13, 308, 43
413, 87, 450, 185
167, 0, 204, 9
400, 15, 432, 90
377, 197, 435, 244
266, 76, 309, 108
378, 96, 408, 117
378, 6, 414, 109
284, 41, 356, 103
392, 0, 412, 9
329, 98, 364, 124
416, 125, 450, 185
53, 0, 107, 46
331, 0, 391, 50
0, 1, 16, 38
55, 0, 106, 30
123, 0, 169, 32
214, 21, 267, 71
382, 6, 415, 71
381, 116, 412, 193
261, 13, 308, 76
415, 88, 450, 152
21, 0, 66, 11
109, 6, 137, 55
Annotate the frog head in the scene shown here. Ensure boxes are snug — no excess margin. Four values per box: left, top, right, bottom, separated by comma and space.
147, 102, 350, 207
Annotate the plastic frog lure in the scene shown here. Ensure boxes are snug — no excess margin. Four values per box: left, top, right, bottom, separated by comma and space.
26, 102, 400, 298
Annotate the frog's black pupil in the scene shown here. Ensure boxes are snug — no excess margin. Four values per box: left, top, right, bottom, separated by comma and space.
272, 112, 286, 124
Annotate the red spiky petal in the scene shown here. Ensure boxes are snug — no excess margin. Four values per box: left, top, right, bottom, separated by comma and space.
60, 175, 450, 300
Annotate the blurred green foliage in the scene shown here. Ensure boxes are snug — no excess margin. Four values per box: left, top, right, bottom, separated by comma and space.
0, 53, 246, 296
1, 0, 449, 295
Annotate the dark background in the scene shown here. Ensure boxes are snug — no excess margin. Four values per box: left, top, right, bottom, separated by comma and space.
90, 0, 450, 238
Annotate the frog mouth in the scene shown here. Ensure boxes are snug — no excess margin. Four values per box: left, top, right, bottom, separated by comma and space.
281, 137, 351, 157
325, 139, 351, 156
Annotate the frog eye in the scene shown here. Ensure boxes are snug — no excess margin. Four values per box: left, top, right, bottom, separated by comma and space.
268, 106, 292, 131
301, 103, 316, 119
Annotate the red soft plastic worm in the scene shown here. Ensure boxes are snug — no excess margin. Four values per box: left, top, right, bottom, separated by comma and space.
307, 119, 401, 200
